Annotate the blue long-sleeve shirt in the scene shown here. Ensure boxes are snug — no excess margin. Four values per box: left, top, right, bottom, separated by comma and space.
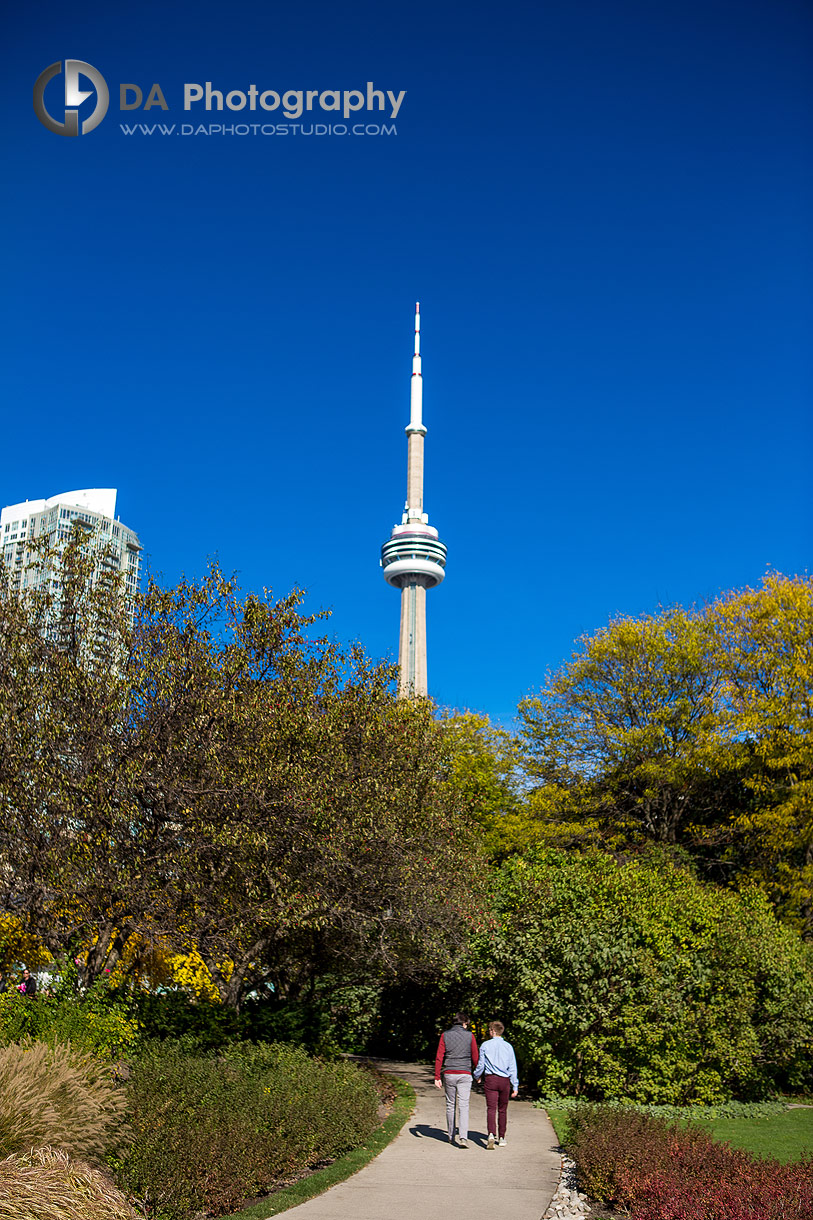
473, 1036, 518, 1090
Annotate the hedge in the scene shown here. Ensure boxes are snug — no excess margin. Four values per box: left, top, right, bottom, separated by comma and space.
115, 1040, 380, 1219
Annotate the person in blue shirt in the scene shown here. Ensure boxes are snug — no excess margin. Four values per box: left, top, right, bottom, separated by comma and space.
473, 1020, 518, 1148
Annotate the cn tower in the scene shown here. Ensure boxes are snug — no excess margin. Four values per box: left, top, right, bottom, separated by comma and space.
381, 304, 447, 698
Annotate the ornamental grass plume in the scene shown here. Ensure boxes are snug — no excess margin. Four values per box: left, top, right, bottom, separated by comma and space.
0, 1146, 138, 1220
0, 1039, 130, 1162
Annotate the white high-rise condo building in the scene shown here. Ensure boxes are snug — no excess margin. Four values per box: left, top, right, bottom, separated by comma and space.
0, 488, 142, 599
380, 304, 447, 698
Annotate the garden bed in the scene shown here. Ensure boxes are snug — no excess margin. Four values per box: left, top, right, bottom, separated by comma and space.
548, 1103, 813, 1220
218, 1073, 414, 1220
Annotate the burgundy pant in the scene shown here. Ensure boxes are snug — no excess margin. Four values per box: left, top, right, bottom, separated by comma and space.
483, 1074, 511, 1138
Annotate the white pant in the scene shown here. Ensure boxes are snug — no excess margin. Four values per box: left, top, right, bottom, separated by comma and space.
443, 1073, 472, 1140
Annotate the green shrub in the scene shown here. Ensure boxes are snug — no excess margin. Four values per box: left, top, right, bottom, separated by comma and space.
0, 991, 43, 1043
0, 1146, 138, 1220
0, 1040, 130, 1162
117, 1040, 379, 1219
257, 980, 385, 1055
0, 976, 141, 1061
538, 1096, 787, 1121
41, 987, 141, 1060
467, 849, 813, 1102
132, 982, 380, 1056
131, 990, 246, 1051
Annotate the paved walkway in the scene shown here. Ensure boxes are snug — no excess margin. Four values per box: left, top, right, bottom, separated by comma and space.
284, 1060, 562, 1220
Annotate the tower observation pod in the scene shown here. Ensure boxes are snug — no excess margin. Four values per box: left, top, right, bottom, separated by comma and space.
380, 303, 447, 698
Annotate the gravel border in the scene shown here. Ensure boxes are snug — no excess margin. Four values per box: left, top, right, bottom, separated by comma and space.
542, 1152, 593, 1219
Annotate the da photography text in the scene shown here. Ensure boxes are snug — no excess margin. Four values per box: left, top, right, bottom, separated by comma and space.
33, 61, 406, 137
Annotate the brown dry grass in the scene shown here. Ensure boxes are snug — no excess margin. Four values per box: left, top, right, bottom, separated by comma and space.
0, 1040, 129, 1162
0, 1146, 139, 1220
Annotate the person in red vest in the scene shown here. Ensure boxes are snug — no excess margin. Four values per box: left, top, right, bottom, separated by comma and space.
434, 1012, 479, 1147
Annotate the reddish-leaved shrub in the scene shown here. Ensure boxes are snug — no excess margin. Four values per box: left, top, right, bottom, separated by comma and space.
626, 1153, 813, 1220
566, 1105, 813, 1220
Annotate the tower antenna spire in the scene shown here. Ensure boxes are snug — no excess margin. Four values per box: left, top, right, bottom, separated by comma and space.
409, 301, 425, 435
380, 304, 447, 698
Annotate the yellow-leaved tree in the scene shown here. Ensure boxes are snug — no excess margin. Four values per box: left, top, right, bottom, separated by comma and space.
515, 573, 813, 933
713, 573, 813, 932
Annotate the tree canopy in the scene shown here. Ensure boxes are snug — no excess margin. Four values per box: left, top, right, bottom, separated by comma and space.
0, 537, 481, 1006
467, 848, 813, 1102
513, 574, 813, 933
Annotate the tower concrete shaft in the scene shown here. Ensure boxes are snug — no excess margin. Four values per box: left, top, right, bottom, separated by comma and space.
380, 303, 447, 699
398, 581, 427, 696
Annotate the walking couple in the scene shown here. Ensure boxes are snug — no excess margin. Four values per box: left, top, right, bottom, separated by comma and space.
434, 1013, 518, 1149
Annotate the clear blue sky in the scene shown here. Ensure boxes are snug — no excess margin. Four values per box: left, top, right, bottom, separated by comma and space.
3, 0, 811, 722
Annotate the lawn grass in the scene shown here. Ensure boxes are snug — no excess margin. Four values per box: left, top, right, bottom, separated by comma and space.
544, 1103, 813, 1164
546, 1106, 569, 1145
216, 1075, 415, 1220
699, 1106, 813, 1164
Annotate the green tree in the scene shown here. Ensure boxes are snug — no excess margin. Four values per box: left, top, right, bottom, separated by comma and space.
438, 711, 522, 857
712, 574, 813, 932
0, 540, 480, 1007
466, 849, 813, 1102
517, 605, 734, 846
514, 575, 813, 928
